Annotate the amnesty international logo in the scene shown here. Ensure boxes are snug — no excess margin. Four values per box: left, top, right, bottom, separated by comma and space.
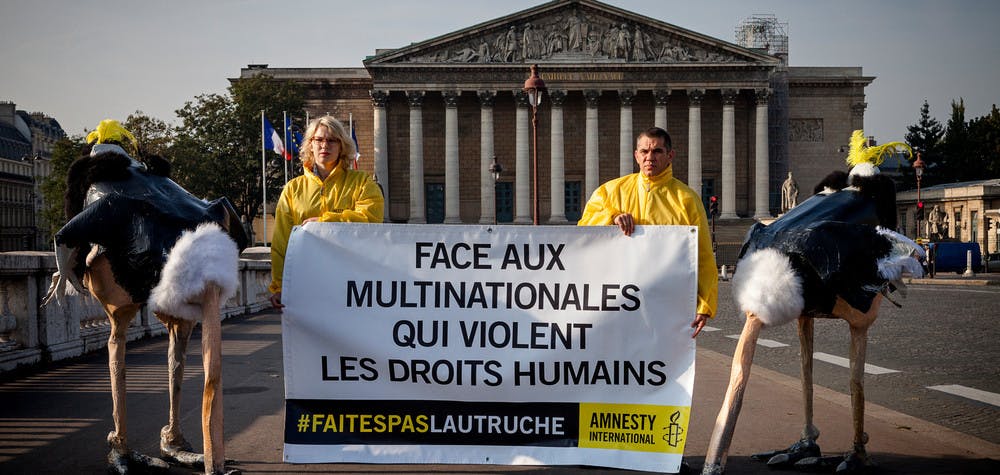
578, 403, 690, 453
663, 410, 685, 447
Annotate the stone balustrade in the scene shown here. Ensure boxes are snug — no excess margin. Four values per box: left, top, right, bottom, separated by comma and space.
0, 248, 273, 373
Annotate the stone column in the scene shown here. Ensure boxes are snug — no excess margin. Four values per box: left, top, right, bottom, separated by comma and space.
407, 91, 426, 223
687, 89, 704, 197
514, 90, 531, 224
851, 102, 868, 132
584, 89, 601, 198
548, 90, 567, 223
443, 90, 461, 224
653, 89, 670, 131
754, 89, 771, 218
619, 89, 635, 177
478, 90, 496, 224
370, 90, 389, 221
721, 89, 738, 219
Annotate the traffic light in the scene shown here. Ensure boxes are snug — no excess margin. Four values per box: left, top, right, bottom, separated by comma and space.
916, 201, 924, 220
709, 195, 719, 217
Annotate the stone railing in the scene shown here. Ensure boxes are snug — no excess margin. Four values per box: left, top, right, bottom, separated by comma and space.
0, 248, 272, 373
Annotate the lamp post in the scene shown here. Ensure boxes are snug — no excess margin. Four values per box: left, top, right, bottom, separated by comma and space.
489, 156, 503, 225
523, 64, 546, 225
913, 152, 926, 239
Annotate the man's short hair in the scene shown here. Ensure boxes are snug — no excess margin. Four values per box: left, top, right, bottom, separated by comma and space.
637, 127, 672, 150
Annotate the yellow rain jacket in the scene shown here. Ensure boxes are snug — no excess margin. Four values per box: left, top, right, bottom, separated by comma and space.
577, 166, 718, 317
269, 160, 384, 294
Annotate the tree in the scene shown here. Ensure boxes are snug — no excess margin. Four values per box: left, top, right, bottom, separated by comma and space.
904, 100, 944, 188
171, 75, 305, 232
125, 110, 174, 157
39, 136, 86, 236
936, 98, 972, 183
967, 104, 1000, 179
171, 74, 304, 230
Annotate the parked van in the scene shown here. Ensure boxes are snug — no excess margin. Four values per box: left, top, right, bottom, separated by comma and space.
931, 242, 982, 273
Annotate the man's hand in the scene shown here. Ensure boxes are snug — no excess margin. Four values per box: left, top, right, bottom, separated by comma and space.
691, 313, 709, 338
613, 213, 635, 236
269, 291, 284, 310
302, 217, 319, 224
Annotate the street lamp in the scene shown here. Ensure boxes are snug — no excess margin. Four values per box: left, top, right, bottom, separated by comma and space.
523, 64, 546, 225
489, 156, 503, 225
913, 152, 926, 239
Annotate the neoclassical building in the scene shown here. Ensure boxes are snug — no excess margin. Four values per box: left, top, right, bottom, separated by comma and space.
0, 102, 61, 251
240, 0, 872, 228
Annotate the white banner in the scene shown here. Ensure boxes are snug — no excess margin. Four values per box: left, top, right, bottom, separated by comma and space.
281, 223, 698, 473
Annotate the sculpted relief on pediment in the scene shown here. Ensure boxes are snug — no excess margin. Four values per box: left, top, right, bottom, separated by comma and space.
400, 8, 747, 65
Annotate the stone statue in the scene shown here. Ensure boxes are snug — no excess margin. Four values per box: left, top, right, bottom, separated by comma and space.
781, 171, 799, 212
927, 205, 942, 239
522, 23, 542, 60
566, 12, 585, 51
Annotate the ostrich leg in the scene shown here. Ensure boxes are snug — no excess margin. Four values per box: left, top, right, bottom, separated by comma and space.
105, 303, 137, 472
702, 312, 764, 475
797, 316, 819, 443
756, 316, 822, 468
833, 295, 881, 473
158, 314, 203, 466
85, 256, 168, 473
200, 283, 226, 475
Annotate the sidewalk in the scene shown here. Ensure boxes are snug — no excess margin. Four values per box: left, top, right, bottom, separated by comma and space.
906, 271, 1000, 286
1, 309, 997, 474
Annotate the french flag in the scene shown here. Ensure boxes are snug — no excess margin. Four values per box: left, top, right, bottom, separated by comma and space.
263, 117, 285, 157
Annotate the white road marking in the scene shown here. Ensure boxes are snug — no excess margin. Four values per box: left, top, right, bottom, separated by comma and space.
725, 334, 789, 348
812, 352, 900, 374
927, 384, 1000, 407
701, 325, 721, 332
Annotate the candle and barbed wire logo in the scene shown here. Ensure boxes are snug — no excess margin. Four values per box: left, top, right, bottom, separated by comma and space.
662, 411, 684, 447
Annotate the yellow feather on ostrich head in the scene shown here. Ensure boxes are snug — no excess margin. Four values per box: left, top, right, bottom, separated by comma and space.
845, 129, 912, 178
86, 119, 137, 155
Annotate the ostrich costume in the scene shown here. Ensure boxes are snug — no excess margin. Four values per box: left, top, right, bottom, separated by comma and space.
43, 120, 247, 475
702, 131, 922, 474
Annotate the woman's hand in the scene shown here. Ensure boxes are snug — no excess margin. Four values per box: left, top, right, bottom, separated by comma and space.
302, 217, 319, 224
269, 291, 284, 310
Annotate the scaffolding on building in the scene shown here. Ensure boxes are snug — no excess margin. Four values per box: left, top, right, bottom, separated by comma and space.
735, 14, 788, 60
737, 15, 790, 212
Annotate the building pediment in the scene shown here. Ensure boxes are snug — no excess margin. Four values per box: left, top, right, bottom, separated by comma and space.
364, 0, 778, 67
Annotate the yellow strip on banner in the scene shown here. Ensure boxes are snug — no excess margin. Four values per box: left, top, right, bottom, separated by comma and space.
578, 403, 689, 454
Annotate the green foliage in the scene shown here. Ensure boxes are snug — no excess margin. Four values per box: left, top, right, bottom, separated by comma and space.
939, 99, 970, 183
903, 100, 944, 189
125, 110, 174, 157
171, 74, 304, 225
39, 136, 86, 236
903, 98, 1000, 186
967, 105, 1000, 178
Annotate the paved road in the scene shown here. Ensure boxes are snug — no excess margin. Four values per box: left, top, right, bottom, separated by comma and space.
698, 281, 1000, 445
1, 283, 998, 474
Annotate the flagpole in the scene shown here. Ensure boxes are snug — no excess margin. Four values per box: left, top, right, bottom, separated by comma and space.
260, 110, 267, 246
283, 111, 289, 185
351, 112, 358, 170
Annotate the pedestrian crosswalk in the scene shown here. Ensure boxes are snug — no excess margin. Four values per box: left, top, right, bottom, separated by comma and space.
703, 325, 1000, 408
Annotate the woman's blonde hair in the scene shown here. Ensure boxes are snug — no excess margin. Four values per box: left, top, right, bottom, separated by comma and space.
300, 115, 355, 169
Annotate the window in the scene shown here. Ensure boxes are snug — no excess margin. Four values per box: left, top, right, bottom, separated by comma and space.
425, 183, 444, 224
971, 211, 979, 244
565, 181, 582, 222
701, 178, 716, 212
495, 182, 513, 223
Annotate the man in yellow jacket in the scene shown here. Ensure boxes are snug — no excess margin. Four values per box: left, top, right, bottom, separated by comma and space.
578, 127, 717, 337
269, 116, 383, 309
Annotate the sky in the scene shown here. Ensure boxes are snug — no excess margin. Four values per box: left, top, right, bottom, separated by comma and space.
2, 0, 998, 144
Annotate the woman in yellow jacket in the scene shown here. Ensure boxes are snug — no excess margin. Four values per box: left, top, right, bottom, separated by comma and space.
269, 115, 383, 309
578, 127, 717, 336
